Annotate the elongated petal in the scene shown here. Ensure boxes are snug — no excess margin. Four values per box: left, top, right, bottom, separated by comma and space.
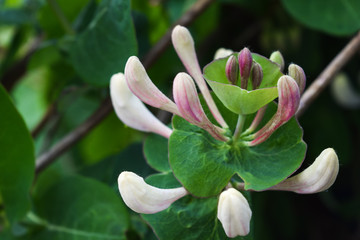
217, 188, 252, 238
173, 73, 228, 142
118, 171, 188, 214
124, 56, 180, 115
269, 148, 339, 193
110, 73, 172, 138
249, 76, 300, 146
171, 25, 228, 128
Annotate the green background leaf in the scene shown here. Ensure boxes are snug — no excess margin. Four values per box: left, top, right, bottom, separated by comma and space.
143, 133, 171, 173
27, 175, 130, 240
169, 103, 306, 197
281, 0, 360, 35
69, 0, 137, 86
203, 54, 282, 114
0, 85, 34, 224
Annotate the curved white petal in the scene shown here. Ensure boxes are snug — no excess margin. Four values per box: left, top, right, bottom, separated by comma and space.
217, 188, 252, 238
270, 148, 339, 194
214, 48, 234, 60
110, 73, 172, 138
118, 171, 187, 214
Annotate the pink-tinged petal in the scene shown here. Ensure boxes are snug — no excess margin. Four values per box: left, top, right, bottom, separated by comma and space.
249, 76, 300, 146
288, 64, 306, 94
217, 188, 252, 238
171, 25, 228, 128
118, 171, 188, 214
269, 148, 339, 194
110, 73, 172, 138
124, 56, 180, 115
173, 73, 228, 142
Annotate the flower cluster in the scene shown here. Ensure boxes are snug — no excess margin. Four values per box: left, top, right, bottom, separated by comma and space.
110, 25, 339, 238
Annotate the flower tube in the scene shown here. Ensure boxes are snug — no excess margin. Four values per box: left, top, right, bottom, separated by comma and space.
110, 73, 172, 138
118, 171, 188, 214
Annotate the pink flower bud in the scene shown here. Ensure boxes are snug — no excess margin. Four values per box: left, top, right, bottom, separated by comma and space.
251, 62, 263, 90
238, 47, 252, 89
270, 51, 285, 72
118, 171, 188, 214
171, 25, 228, 128
110, 73, 172, 138
269, 148, 339, 193
288, 64, 306, 94
124, 56, 180, 115
217, 188, 252, 238
173, 73, 228, 142
225, 55, 239, 85
249, 76, 300, 146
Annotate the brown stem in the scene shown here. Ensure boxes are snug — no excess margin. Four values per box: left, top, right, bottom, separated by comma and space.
31, 104, 57, 138
296, 31, 360, 117
35, 0, 215, 174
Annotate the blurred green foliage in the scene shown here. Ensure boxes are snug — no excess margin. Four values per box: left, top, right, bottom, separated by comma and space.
0, 0, 360, 239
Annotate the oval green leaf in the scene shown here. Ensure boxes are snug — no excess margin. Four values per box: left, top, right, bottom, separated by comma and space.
0, 85, 34, 224
144, 133, 171, 173
282, 0, 360, 36
203, 54, 282, 115
169, 103, 306, 197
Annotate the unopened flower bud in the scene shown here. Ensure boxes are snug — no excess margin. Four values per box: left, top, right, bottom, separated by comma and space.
288, 64, 306, 94
125, 56, 180, 115
270, 148, 339, 194
214, 48, 234, 60
172, 25, 228, 128
110, 73, 172, 138
249, 76, 300, 146
217, 188, 252, 238
173, 73, 228, 142
238, 47, 252, 90
270, 50, 285, 72
251, 62, 263, 90
118, 171, 188, 214
225, 55, 239, 85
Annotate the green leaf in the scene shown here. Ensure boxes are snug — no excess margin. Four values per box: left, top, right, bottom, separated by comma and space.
281, 0, 360, 36
142, 173, 248, 240
0, 85, 34, 224
69, 0, 137, 86
203, 54, 282, 115
169, 102, 306, 197
143, 133, 171, 173
29, 175, 130, 240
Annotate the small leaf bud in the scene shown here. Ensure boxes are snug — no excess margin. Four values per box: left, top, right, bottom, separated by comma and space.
238, 47, 252, 90
251, 62, 263, 90
225, 55, 239, 85
270, 50, 285, 72
288, 63, 306, 94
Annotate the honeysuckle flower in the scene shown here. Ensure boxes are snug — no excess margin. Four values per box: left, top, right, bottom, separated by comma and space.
270, 50, 285, 72
269, 148, 339, 193
217, 188, 252, 238
214, 48, 234, 60
173, 72, 229, 141
238, 47, 252, 89
288, 64, 306, 94
171, 25, 228, 128
124, 56, 180, 116
225, 55, 239, 85
110, 73, 172, 138
118, 171, 188, 214
248, 75, 300, 146
251, 62, 263, 90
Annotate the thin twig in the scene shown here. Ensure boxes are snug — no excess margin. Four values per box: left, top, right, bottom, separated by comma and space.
296, 31, 360, 117
35, 0, 215, 174
31, 104, 56, 138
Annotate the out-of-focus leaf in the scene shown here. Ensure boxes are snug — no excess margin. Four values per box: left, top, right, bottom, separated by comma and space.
26, 175, 130, 240
69, 0, 137, 86
78, 112, 140, 164
0, 85, 34, 224
282, 0, 360, 35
